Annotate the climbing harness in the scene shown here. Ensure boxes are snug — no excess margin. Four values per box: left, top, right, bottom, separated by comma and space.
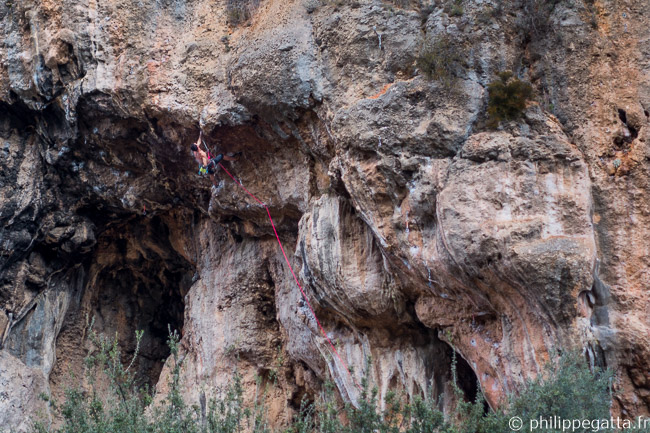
217, 162, 361, 391
196, 132, 224, 176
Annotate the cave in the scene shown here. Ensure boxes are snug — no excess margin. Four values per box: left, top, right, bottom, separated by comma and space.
454, 350, 482, 405
49, 212, 195, 392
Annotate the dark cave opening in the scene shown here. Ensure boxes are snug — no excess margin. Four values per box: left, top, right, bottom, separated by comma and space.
91, 215, 193, 386
454, 351, 479, 402
50, 213, 195, 390
453, 350, 490, 414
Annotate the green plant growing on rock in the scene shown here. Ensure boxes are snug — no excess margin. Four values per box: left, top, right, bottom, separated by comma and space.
385, 0, 424, 10
507, 352, 613, 433
516, 0, 565, 40
32, 325, 613, 433
345, 374, 385, 432
438, 350, 614, 433
226, 0, 260, 26
416, 35, 465, 88
486, 71, 534, 128
221, 35, 232, 53
284, 350, 613, 433
32, 325, 152, 433
444, 0, 464, 17
31, 326, 253, 433
312, 380, 343, 433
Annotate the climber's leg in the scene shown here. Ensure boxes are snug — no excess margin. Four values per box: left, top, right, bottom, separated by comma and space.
223, 152, 240, 161
211, 154, 224, 165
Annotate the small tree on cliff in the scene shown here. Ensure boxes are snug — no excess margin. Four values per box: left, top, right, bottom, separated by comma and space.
486, 71, 534, 128
416, 34, 466, 88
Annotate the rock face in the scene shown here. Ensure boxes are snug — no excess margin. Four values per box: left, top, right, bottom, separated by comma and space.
1, 0, 650, 429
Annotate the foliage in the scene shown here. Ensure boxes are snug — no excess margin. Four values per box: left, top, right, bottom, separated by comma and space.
314, 381, 344, 433
32, 325, 250, 433
506, 352, 613, 433
517, 0, 564, 39
384, 0, 424, 10
416, 35, 465, 88
448, 0, 464, 17
32, 326, 151, 433
486, 71, 534, 128
476, 4, 503, 26
32, 327, 613, 433
226, 0, 260, 26
442, 0, 464, 16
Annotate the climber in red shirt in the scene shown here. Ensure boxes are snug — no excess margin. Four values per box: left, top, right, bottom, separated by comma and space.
190, 135, 238, 186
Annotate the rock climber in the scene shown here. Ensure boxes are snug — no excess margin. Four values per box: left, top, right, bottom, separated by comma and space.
190, 134, 238, 186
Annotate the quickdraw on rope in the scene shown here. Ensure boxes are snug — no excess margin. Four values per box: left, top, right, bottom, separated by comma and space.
218, 162, 361, 391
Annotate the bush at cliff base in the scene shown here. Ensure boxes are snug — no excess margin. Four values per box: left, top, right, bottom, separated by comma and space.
30, 330, 617, 433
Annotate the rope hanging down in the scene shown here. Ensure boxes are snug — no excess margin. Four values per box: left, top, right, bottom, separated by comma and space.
218, 162, 361, 391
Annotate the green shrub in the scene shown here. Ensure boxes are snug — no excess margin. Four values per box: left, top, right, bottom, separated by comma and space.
32, 326, 252, 433
416, 35, 465, 88
33, 326, 613, 433
450, 4, 463, 16
441, 351, 613, 433
226, 0, 260, 26
486, 71, 534, 128
443, 0, 464, 17
506, 352, 613, 433
385, 0, 423, 9
314, 381, 344, 433
32, 327, 155, 433
476, 5, 502, 25
518, 0, 564, 39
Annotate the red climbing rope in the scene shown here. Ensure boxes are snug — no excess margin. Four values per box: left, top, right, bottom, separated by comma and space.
218, 163, 361, 391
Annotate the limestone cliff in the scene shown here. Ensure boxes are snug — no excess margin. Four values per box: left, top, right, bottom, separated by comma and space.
1, 0, 649, 430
